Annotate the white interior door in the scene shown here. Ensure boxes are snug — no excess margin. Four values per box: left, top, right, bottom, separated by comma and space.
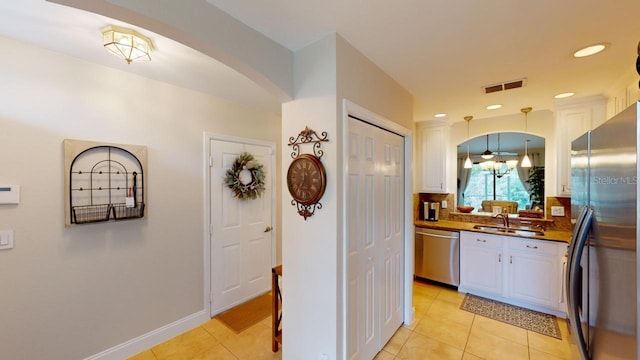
347, 117, 404, 359
210, 138, 273, 316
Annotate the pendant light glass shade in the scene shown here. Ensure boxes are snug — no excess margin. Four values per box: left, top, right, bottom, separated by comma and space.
521, 139, 532, 168
463, 116, 473, 168
102, 26, 153, 64
464, 146, 472, 168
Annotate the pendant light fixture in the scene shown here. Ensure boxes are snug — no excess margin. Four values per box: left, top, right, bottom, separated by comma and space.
464, 116, 473, 168
521, 107, 532, 168
102, 25, 153, 64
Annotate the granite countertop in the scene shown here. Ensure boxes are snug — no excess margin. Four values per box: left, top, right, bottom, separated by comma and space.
415, 219, 572, 243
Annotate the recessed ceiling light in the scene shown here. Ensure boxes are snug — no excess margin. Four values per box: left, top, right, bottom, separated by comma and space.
434, 113, 447, 118
573, 44, 607, 58
486, 104, 502, 110
555, 92, 575, 99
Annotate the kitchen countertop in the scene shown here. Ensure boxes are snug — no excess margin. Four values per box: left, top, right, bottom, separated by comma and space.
415, 219, 572, 243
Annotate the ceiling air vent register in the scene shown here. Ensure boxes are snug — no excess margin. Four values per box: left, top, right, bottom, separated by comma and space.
483, 78, 527, 94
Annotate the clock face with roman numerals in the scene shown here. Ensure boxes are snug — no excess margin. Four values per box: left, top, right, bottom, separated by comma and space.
287, 154, 326, 206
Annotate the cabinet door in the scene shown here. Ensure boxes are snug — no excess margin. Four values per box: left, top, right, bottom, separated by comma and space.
556, 98, 605, 196
417, 123, 446, 193
460, 233, 503, 296
507, 239, 559, 309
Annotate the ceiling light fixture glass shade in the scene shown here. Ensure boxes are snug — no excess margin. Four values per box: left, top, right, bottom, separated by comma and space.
102, 26, 153, 64
521, 140, 532, 168
486, 104, 502, 110
521, 107, 532, 168
573, 44, 607, 58
554, 92, 575, 99
464, 116, 473, 168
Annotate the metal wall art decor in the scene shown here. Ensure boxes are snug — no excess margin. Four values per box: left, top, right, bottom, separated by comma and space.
224, 152, 266, 200
64, 139, 147, 226
287, 126, 328, 220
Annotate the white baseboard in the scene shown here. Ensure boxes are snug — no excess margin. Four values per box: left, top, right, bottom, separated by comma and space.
83, 310, 211, 360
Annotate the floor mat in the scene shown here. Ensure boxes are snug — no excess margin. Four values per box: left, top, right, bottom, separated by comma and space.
460, 293, 561, 339
216, 292, 272, 333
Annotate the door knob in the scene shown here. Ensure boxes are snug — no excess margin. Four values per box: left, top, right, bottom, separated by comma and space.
264, 226, 273, 233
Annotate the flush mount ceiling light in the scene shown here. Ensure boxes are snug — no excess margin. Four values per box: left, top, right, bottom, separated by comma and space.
555, 92, 575, 99
102, 25, 153, 64
573, 43, 607, 58
486, 104, 502, 110
434, 113, 447, 118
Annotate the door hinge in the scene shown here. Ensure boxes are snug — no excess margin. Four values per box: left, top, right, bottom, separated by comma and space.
209, 156, 213, 167
209, 293, 214, 304
209, 224, 213, 235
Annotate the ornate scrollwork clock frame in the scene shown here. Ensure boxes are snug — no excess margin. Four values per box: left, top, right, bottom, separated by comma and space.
287, 126, 329, 220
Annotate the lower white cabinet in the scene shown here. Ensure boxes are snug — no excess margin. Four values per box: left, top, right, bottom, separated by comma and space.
460, 231, 567, 315
460, 232, 504, 296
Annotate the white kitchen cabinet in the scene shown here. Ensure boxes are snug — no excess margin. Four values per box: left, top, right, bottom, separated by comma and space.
506, 238, 559, 309
416, 121, 447, 193
555, 96, 605, 196
460, 231, 566, 315
460, 232, 504, 296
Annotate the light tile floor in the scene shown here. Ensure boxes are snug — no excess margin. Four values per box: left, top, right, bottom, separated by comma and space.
129, 280, 570, 360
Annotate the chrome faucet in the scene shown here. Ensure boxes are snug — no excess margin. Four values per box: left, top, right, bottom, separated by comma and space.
493, 213, 509, 228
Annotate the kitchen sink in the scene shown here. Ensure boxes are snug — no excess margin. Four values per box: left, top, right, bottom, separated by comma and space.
472, 224, 544, 237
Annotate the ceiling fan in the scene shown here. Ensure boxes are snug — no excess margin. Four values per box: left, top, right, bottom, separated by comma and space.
475, 134, 518, 159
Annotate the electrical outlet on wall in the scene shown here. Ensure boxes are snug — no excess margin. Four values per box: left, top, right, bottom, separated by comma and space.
551, 206, 565, 217
441, 200, 447, 209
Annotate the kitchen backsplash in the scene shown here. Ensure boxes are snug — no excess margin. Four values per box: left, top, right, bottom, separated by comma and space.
415, 193, 572, 231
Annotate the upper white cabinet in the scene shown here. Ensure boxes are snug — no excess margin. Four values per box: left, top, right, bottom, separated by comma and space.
416, 121, 448, 193
555, 96, 605, 196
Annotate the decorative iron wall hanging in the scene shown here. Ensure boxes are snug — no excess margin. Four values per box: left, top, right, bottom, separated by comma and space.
286, 126, 328, 220
64, 139, 147, 226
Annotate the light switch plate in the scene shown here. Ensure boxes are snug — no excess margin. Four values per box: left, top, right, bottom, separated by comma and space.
441, 200, 447, 209
551, 206, 565, 217
0, 230, 14, 250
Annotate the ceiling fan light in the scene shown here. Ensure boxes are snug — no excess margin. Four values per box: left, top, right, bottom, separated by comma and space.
481, 152, 494, 160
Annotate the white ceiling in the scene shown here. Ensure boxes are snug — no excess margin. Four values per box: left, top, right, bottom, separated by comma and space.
1, 0, 639, 123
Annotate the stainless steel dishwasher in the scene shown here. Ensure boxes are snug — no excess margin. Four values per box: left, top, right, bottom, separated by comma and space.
414, 228, 460, 286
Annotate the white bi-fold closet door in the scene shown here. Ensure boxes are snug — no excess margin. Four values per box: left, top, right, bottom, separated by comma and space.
346, 116, 405, 359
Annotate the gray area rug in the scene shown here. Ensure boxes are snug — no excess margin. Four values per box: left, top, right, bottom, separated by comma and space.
460, 294, 561, 339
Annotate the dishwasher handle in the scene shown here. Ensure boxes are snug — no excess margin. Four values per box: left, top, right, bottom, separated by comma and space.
415, 230, 459, 239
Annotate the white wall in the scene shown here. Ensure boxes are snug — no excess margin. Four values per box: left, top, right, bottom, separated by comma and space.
281, 33, 412, 360
0, 36, 281, 360
282, 34, 339, 360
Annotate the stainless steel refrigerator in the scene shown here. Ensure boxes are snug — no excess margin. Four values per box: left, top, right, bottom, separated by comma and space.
567, 101, 639, 359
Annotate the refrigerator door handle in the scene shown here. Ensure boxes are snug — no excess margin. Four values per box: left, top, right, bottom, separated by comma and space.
566, 205, 593, 360
567, 205, 590, 275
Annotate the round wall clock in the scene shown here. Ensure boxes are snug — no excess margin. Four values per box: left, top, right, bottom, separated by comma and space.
287, 153, 326, 206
